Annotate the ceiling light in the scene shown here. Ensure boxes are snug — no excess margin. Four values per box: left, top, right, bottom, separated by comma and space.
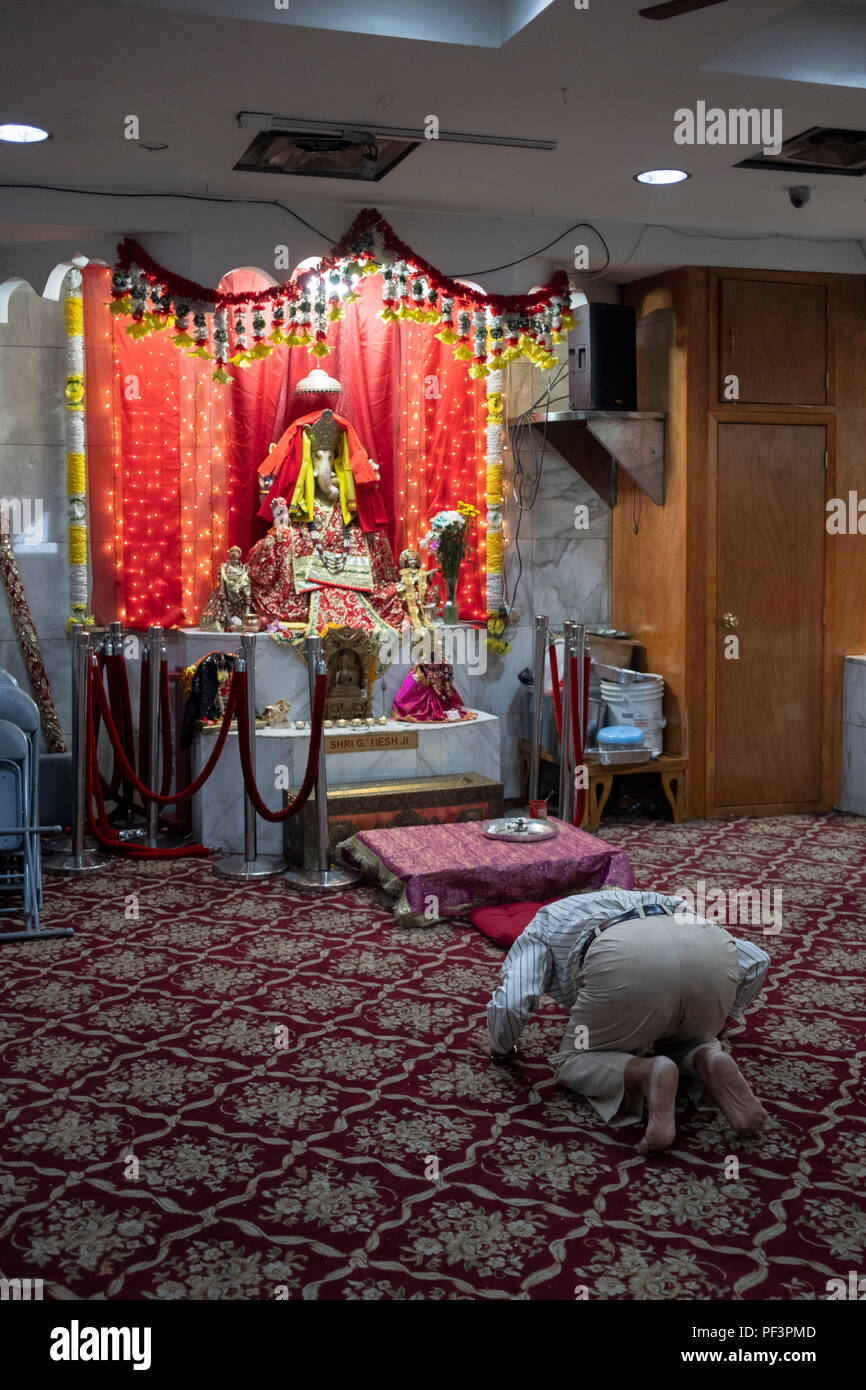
0, 123, 50, 144
635, 168, 690, 184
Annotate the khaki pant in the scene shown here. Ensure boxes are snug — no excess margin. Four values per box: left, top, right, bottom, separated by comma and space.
551, 916, 740, 1125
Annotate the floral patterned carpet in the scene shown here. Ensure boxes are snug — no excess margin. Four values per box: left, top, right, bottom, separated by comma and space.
0, 812, 863, 1301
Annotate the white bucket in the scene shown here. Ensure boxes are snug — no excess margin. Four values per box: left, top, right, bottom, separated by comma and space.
600, 673, 666, 754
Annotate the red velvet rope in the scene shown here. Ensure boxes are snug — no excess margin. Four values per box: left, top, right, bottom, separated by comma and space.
548, 642, 562, 739
91, 653, 113, 800
115, 209, 571, 316
90, 660, 238, 804
234, 669, 327, 823
575, 650, 590, 828
569, 654, 586, 828
112, 651, 140, 817
85, 690, 211, 860
102, 656, 124, 799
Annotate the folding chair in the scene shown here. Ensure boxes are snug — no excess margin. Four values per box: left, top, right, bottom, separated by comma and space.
0, 686, 44, 906
0, 719, 68, 942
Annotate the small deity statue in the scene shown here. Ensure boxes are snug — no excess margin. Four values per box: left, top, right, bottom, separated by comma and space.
334, 650, 362, 692
397, 548, 434, 635
391, 661, 474, 723
263, 698, 292, 727
199, 546, 251, 632
247, 374, 408, 646
322, 626, 376, 721
179, 651, 239, 747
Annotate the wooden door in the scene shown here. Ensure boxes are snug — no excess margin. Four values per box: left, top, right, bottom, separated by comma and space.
719, 279, 828, 404
713, 422, 826, 811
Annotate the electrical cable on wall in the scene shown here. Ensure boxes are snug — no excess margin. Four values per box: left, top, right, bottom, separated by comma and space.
2, 185, 864, 279
0, 184, 614, 280
506, 363, 567, 611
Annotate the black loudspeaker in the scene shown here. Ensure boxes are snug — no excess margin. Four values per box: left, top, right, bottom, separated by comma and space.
568, 303, 637, 411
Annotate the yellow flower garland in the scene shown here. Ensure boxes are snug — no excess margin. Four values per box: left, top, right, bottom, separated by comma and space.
64, 268, 92, 625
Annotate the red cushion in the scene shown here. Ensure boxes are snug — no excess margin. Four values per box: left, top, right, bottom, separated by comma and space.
469, 898, 560, 948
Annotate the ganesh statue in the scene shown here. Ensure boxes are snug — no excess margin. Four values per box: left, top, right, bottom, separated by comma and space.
247, 373, 408, 649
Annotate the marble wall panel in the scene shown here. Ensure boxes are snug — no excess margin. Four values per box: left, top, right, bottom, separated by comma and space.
511, 436, 611, 543
841, 719, 866, 816
843, 655, 866, 729
526, 538, 611, 628
0, 346, 67, 448
0, 281, 74, 744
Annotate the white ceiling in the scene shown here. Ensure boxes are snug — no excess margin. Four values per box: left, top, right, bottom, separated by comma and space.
703, 2, 866, 89
1, 0, 865, 259
100, 0, 556, 47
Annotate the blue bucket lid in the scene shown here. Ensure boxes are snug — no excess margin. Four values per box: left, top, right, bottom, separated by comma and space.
597, 724, 645, 747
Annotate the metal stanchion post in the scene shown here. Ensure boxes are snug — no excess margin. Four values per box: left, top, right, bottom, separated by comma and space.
213, 632, 284, 880
105, 620, 122, 657
144, 626, 161, 847
574, 622, 586, 762
558, 621, 577, 824
284, 635, 361, 892
43, 627, 111, 874
528, 614, 549, 808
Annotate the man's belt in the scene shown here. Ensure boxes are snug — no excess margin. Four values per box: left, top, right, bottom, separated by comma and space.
573, 901, 676, 974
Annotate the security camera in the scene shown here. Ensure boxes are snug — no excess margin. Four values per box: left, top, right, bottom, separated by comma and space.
788, 186, 811, 209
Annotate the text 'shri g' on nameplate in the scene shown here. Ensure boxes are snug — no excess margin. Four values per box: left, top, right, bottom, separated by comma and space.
325, 730, 419, 754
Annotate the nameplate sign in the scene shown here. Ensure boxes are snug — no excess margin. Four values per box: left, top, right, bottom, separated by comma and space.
325, 730, 418, 754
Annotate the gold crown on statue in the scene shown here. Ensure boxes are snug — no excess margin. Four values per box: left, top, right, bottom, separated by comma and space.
304, 409, 342, 455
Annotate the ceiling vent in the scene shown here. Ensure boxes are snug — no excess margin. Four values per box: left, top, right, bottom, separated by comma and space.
234, 130, 418, 182
736, 126, 866, 177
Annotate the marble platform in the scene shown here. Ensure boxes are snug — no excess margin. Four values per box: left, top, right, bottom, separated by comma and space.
190, 710, 500, 854
841, 654, 866, 815
170, 627, 523, 795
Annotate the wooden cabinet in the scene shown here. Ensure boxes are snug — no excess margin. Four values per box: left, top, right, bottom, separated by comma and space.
618, 266, 866, 819
718, 277, 828, 405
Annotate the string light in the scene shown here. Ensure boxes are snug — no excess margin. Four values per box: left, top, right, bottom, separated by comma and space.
101, 263, 488, 627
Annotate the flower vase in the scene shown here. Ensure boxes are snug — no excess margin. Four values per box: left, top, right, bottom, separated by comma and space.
442, 571, 460, 626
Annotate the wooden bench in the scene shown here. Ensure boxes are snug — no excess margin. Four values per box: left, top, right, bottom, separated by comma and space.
518, 739, 687, 831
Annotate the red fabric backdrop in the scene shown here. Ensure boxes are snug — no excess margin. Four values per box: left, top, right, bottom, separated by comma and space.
396, 319, 487, 622
84, 266, 229, 628
85, 266, 486, 627
225, 272, 401, 556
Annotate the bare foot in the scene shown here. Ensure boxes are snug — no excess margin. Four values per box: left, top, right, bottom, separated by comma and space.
694, 1046, 766, 1135
624, 1055, 678, 1154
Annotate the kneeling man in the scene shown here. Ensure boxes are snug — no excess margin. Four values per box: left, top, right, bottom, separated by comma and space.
486, 889, 769, 1153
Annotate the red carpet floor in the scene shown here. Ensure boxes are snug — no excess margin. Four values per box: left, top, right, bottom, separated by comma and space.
0, 813, 863, 1300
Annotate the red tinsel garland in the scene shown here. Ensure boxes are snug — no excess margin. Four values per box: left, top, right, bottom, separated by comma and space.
115, 207, 571, 316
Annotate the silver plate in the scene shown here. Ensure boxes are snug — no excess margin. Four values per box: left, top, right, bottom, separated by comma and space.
597, 747, 653, 766
483, 817, 559, 842
592, 661, 645, 684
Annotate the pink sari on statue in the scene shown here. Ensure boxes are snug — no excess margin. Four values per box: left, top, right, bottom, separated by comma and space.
391, 663, 474, 722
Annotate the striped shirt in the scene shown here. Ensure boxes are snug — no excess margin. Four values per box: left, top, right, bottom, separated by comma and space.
486, 888, 771, 1055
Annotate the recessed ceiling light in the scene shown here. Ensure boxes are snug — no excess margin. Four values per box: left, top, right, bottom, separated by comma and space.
635, 168, 690, 185
0, 123, 50, 144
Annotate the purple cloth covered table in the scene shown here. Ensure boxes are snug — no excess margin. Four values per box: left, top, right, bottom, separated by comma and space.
339, 818, 634, 925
